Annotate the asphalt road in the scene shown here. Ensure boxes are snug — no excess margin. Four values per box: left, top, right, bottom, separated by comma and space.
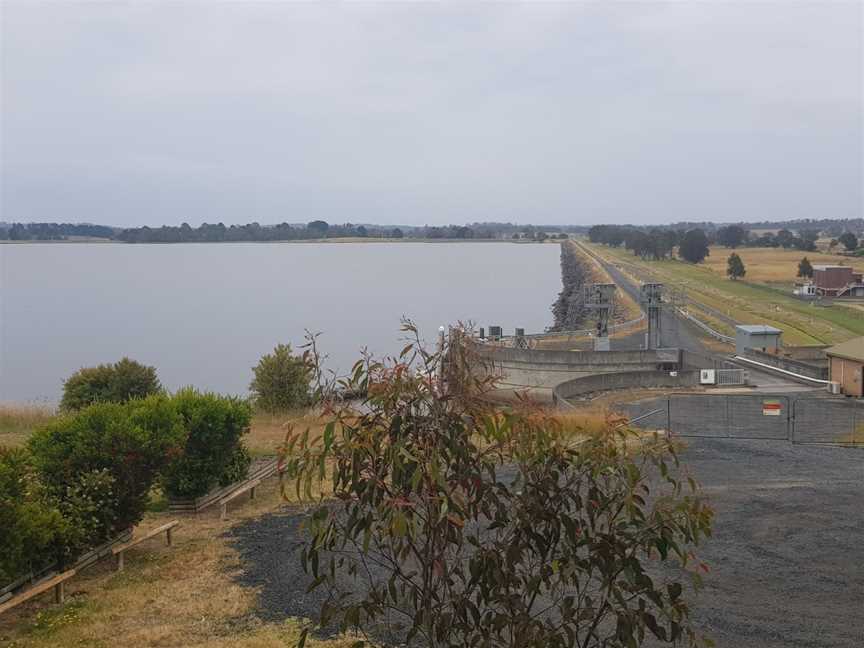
581, 242, 817, 392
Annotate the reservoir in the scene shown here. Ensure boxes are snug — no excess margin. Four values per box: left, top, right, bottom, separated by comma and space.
0, 242, 559, 403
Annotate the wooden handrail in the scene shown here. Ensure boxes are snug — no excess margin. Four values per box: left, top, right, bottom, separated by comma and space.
219, 479, 261, 520
112, 520, 180, 571
0, 570, 76, 616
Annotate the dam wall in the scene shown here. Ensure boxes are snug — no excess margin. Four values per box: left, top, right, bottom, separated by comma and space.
475, 345, 683, 401
553, 369, 700, 404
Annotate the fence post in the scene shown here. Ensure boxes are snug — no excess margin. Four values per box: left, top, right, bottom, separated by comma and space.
725, 395, 731, 438
666, 397, 672, 435
788, 397, 794, 443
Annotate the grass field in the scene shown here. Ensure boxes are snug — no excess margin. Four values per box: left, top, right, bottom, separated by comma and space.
584, 242, 864, 345
0, 405, 56, 449
700, 246, 864, 285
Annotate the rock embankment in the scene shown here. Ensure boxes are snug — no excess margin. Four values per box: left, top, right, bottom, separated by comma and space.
549, 241, 592, 331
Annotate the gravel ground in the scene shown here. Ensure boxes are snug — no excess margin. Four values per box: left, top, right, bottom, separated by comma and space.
227, 439, 864, 647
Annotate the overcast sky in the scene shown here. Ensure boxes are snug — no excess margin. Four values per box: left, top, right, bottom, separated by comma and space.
1, 1, 861, 227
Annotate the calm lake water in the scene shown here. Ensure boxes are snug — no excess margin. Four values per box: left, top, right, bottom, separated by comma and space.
0, 242, 560, 403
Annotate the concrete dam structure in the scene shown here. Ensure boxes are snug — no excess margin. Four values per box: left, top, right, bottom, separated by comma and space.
474, 345, 686, 402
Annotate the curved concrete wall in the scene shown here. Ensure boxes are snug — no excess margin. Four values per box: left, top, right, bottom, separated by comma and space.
475, 345, 683, 401
553, 370, 699, 405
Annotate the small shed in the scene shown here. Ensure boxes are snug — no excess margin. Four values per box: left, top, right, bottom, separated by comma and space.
825, 337, 864, 397
735, 325, 782, 356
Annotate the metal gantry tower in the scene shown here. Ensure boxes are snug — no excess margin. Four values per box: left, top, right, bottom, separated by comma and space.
584, 283, 617, 351
640, 283, 664, 349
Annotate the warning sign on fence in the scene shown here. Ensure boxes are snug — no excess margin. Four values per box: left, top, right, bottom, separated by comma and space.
762, 400, 783, 416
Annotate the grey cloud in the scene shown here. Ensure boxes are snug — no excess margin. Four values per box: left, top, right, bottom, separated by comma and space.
1, 1, 861, 226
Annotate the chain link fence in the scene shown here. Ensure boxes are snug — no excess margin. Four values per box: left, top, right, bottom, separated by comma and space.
792, 398, 864, 445
622, 394, 863, 445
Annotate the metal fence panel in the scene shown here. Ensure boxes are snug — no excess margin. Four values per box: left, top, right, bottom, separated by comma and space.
624, 394, 862, 444
728, 395, 789, 440
669, 394, 790, 440
793, 398, 864, 444
669, 394, 729, 437
716, 369, 746, 386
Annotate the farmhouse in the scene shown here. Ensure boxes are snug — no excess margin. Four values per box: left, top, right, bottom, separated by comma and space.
825, 337, 864, 397
811, 265, 864, 297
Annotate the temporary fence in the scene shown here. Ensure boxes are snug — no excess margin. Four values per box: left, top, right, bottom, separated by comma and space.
621, 394, 863, 446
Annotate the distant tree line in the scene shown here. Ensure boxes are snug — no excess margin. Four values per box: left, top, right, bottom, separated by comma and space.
0, 222, 116, 240
115, 220, 402, 243
588, 225, 683, 260
589, 223, 861, 263
115, 221, 572, 243
3, 219, 860, 250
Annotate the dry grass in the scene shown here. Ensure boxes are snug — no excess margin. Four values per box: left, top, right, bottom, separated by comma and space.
0, 405, 56, 449
702, 246, 864, 285
0, 478, 357, 648
0, 406, 329, 455
835, 425, 864, 446
552, 409, 621, 438
246, 410, 330, 457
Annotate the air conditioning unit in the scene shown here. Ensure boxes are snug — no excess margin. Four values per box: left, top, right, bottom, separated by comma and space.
700, 369, 716, 385
827, 381, 841, 395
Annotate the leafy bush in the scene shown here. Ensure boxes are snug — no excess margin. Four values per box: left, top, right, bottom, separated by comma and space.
249, 344, 311, 413
285, 324, 714, 647
0, 448, 65, 584
219, 445, 252, 488
162, 389, 252, 498
28, 396, 185, 532
57, 469, 119, 561
61, 357, 161, 411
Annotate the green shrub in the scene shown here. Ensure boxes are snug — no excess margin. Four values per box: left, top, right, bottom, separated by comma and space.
61, 357, 161, 411
57, 469, 119, 561
249, 344, 311, 413
0, 448, 65, 584
219, 445, 252, 488
28, 395, 185, 532
162, 389, 252, 498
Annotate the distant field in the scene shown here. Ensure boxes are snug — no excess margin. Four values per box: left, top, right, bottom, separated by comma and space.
0, 405, 324, 454
701, 246, 864, 285
584, 242, 864, 345
0, 404, 56, 448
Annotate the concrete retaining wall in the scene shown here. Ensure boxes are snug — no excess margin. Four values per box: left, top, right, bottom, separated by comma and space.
475, 345, 682, 401
553, 370, 700, 404
740, 348, 828, 380
782, 346, 830, 362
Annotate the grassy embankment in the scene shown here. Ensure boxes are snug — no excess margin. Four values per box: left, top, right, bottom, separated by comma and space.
583, 242, 864, 346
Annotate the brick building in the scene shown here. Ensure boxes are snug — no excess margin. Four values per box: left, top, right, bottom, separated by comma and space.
812, 265, 864, 297
825, 337, 864, 397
